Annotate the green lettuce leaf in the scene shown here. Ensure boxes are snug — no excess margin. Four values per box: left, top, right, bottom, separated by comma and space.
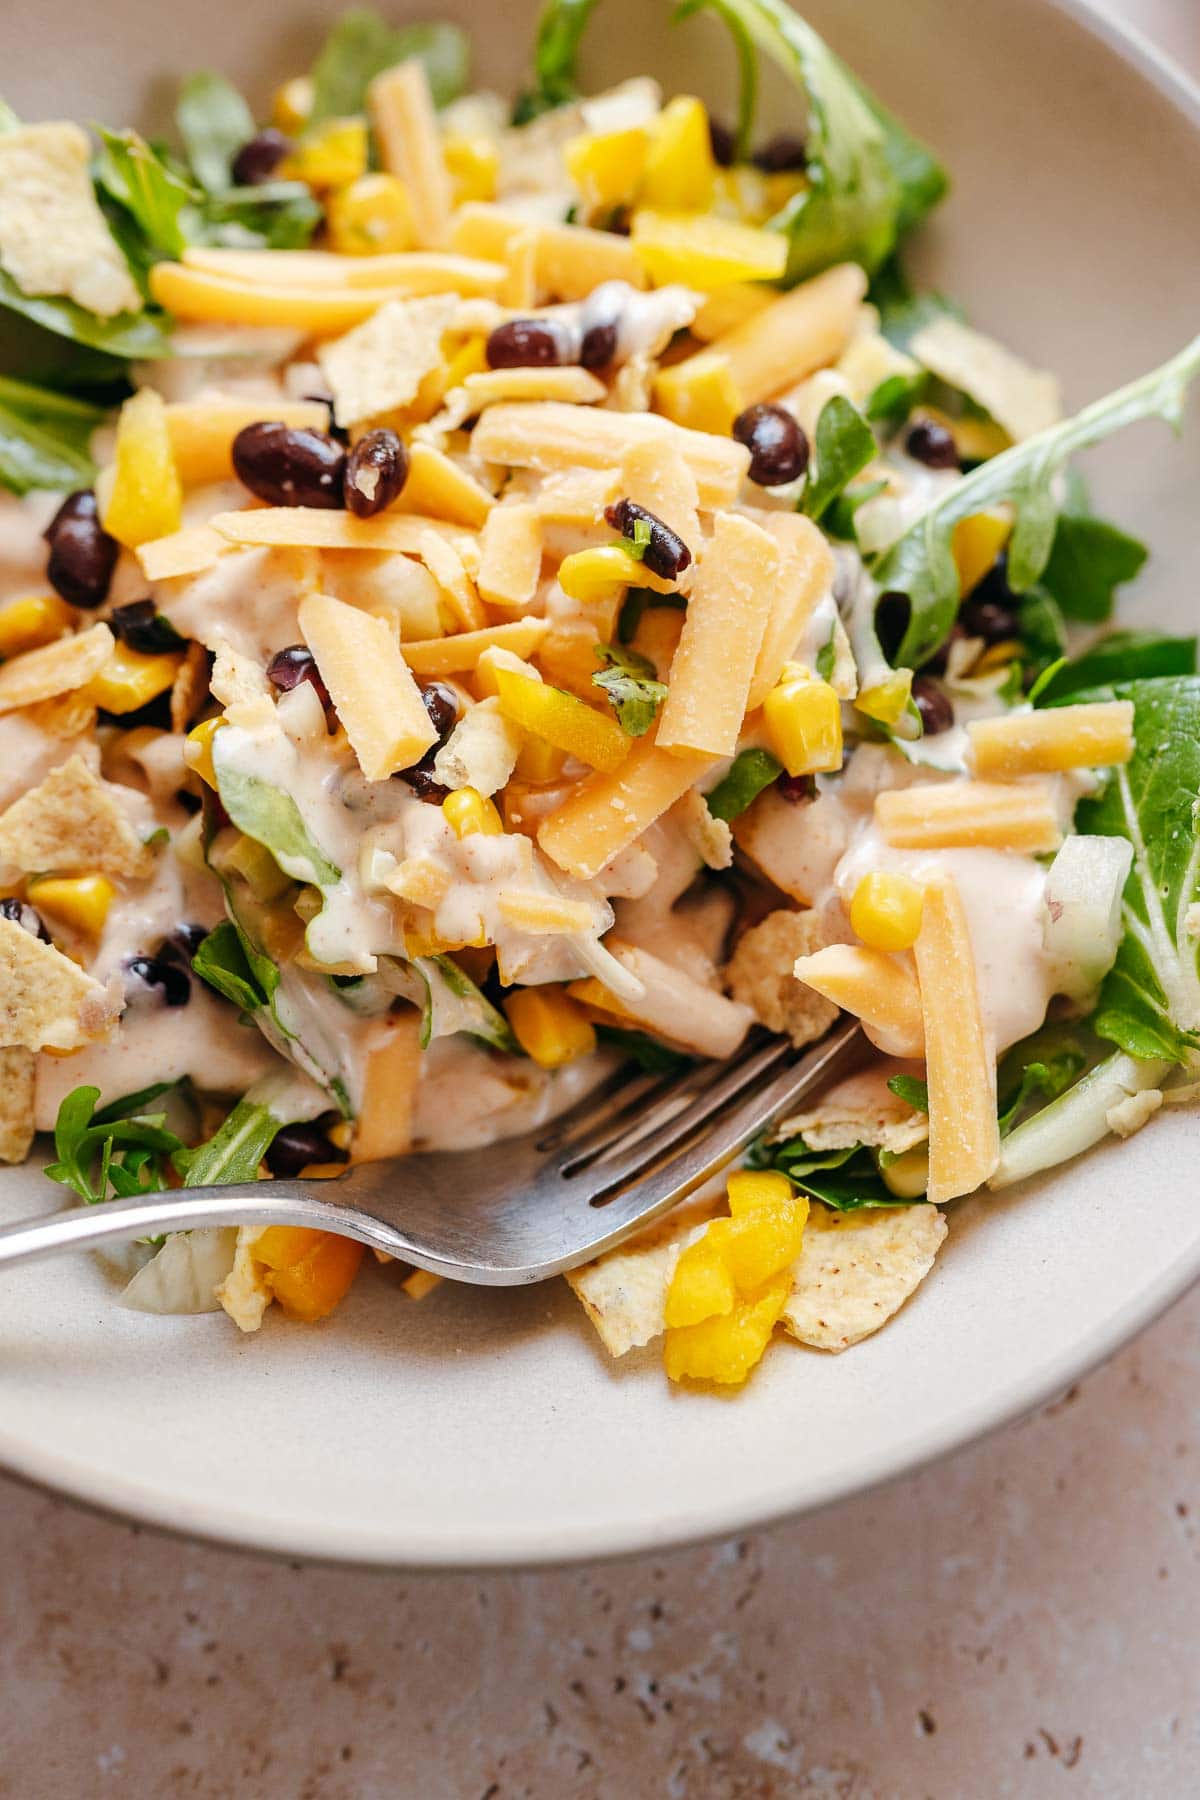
176, 71, 256, 193
592, 642, 667, 736
705, 747, 782, 821
1038, 508, 1148, 623
191, 919, 271, 1013
213, 760, 340, 888
95, 128, 198, 262
801, 393, 877, 520
0, 374, 104, 494
1032, 629, 1196, 706
310, 10, 469, 121
411, 955, 519, 1053
0, 267, 170, 359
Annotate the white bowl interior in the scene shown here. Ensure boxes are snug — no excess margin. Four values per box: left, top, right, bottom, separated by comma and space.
1, 0, 1198, 1565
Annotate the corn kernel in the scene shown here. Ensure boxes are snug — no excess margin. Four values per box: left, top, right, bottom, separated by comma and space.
284, 117, 368, 191
184, 717, 225, 790
850, 870, 925, 952
0, 593, 76, 659
272, 76, 314, 135
442, 133, 500, 206
630, 208, 788, 288
28, 873, 116, 937
86, 642, 183, 715
565, 126, 648, 214
855, 669, 912, 728
442, 785, 504, 838
663, 1274, 791, 1385
762, 666, 843, 776
952, 508, 1011, 596
652, 350, 742, 435
326, 172, 415, 253
493, 666, 629, 773
557, 545, 634, 606
503, 985, 597, 1069
101, 388, 183, 549
880, 1142, 930, 1199
642, 96, 716, 212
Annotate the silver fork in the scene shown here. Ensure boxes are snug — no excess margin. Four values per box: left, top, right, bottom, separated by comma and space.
0, 1021, 861, 1285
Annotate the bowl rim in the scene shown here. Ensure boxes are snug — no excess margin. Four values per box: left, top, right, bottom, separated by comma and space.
1, 0, 1198, 1571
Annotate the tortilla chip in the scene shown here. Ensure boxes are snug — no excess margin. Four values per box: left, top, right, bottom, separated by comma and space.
726, 904, 851, 1047
0, 1046, 35, 1162
21, 691, 98, 739
780, 1202, 947, 1352
564, 1195, 720, 1357
775, 1060, 928, 1154
0, 918, 117, 1051
170, 639, 210, 733
216, 1225, 274, 1334
318, 294, 458, 428
0, 754, 154, 882
209, 638, 269, 708
0, 623, 113, 715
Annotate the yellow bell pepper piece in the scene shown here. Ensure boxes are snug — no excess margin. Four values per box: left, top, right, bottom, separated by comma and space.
493, 667, 629, 774
630, 209, 788, 288
326, 173, 415, 254
442, 134, 500, 206
855, 669, 913, 728
503, 986, 597, 1069
442, 786, 504, 838
0, 592, 76, 659
663, 1274, 792, 1385
762, 664, 843, 776
651, 350, 742, 434
283, 117, 368, 191
726, 1169, 794, 1215
514, 734, 568, 783
184, 717, 225, 790
254, 1226, 365, 1323
642, 96, 716, 212
86, 641, 183, 715
272, 76, 313, 135
101, 388, 183, 549
27, 873, 116, 937
663, 1234, 737, 1329
952, 508, 1011, 597
850, 870, 925, 952
564, 126, 648, 214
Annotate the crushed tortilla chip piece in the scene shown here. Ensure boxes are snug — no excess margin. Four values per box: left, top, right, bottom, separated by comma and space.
20, 691, 98, 739
564, 1196, 721, 1358
0, 623, 113, 716
0, 917, 117, 1051
318, 294, 458, 427
170, 640, 211, 733
775, 1061, 929, 1154
209, 638, 270, 708
0, 754, 154, 882
216, 1225, 274, 1333
779, 1202, 947, 1351
0, 1046, 35, 1163
726, 905, 851, 1047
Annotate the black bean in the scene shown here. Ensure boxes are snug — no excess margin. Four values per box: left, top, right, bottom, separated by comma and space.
126, 955, 190, 1007
905, 419, 959, 470
874, 591, 911, 664
108, 599, 185, 655
580, 320, 618, 370
911, 675, 954, 736
960, 566, 1019, 643
169, 923, 209, 961
485, 319, 565, 369
604, 498, 692, 583
778, 773, 816, 805
752, 133, 808, 173
732, 403, 809, 486
266, 1121, 349, 1178
0, 897, 50, 942
43, 490, 118, 610
231, 421, 347, 509
398, 759, 449, 803
708, 118, 736, 167
267, 644, 333, 712
420, 680, 460, 741
230, 129, 291, 187
343, 428, 409, 519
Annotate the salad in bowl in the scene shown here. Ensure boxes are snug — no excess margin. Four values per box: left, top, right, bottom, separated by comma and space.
0, 0, 1196, 1386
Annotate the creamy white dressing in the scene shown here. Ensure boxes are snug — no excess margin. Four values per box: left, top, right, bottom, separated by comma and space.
412, 1033, 611, 1151
155, 542, 305, 659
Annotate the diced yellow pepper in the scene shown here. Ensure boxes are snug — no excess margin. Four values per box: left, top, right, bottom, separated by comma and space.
442, 786, 504, 838
27, 873, 116, 937
726, 1169, 794, 1215
493, 667, 629, 774
850, 870, 925, 953
565, 126, 648, 214
664, 1233, 737, 1328
855, 669, 912, 728
642, 96, 715, 212
762, 664, 843, 776
283, 117, 368, 191
184, 717, 225, 790
514, 734, 568, 783
651, 350, 742, 435
630, 209, 788, 288
101, 388, 183, 549
718, 1198, 809, 1292
663, 1167, 806, 1365
254, 1226, 365, 1323
326, 173, 415, 254
503, 985, 597, 1069
410, 331, 489, 421
952, 508, 1011, 596
442, 134, 500, 206
272, 76, 314, 135
86, 642, 183, 715
0, 593, 76, 659
663, 1274, 791, 1385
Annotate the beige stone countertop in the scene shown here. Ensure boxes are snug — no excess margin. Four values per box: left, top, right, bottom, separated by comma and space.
3, 5, 1200, 1797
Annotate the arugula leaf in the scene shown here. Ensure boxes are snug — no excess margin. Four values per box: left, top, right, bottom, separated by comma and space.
865, 369, 927, 427
801, 394, 877, 520
682, 0, 946, 280
0, 268, 170, 360
1014, 585, 1067, 682
176, 71, 256, 193
1032, 629, 1196, 706
0, 374, 104, 495
214, 760, 340, 887
1038, 509, 1148, 623
200, 182, 322, 251
594, 1025, 692, 1075
1066, 677, 1200, 1064
592, 642, 667, 736
310, 10, 469, 121
705, 747, 782, 821
876, 334, 1200, 669
886, 1073, 928, 1112
44, 1085, 185, 1204
513, 0, 600, 123
95, 127, 198, 261
756, 1135, 922, 1209
191, 919, 270, 1012
175, 1099, 282, 1186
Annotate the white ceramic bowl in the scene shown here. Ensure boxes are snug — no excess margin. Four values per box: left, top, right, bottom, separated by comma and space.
2, 0, 1198, 1567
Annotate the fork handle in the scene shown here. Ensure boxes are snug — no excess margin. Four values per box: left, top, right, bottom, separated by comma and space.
0, 1181, 390, 1270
